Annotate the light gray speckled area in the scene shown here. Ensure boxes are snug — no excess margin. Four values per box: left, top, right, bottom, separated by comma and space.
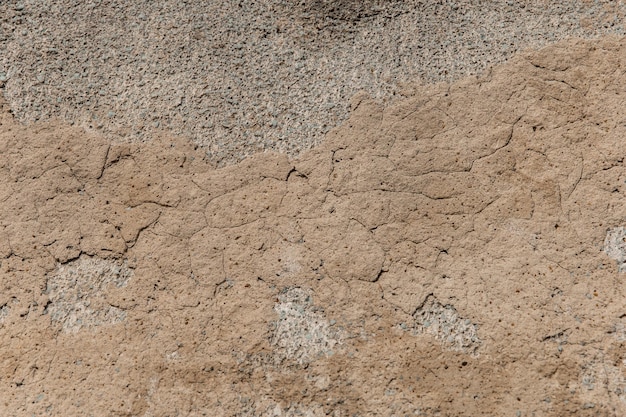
1, 0, 625, 164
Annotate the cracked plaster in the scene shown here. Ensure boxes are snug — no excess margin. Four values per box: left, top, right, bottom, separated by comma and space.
1, 37, 626, 415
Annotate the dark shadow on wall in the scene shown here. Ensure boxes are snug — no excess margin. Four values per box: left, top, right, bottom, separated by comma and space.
281, 0, 408, 31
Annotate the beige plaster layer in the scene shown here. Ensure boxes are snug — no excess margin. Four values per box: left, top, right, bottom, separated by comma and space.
2, 37, 626, 416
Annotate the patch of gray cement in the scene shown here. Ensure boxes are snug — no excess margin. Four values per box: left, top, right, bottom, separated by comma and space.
44, 255, 133, 332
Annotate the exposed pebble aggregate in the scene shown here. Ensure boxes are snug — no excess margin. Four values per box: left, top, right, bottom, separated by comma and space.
1, 0, 626, 164
271, 287, 343, 365
44, 256, 133, 333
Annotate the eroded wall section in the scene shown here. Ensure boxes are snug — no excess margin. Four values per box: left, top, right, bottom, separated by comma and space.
2, 38, 626, 416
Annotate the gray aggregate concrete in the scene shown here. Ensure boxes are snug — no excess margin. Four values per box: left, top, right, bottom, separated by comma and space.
1, 0, 625, 164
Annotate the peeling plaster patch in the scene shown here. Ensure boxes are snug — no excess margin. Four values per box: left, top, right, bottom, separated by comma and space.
44, 256, 133, 333
604, 226, 626, 272
0, 304, 9, 324
411, 295, 482, 356
271, 287, 342, 365
580, 356, 626, 406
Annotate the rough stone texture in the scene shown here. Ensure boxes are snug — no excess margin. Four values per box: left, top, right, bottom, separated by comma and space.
2, 0, 626, 164
410, 295, 482, 357
45, 256, 133, 333
604, 227, 626, 272
3, 36, 626, 415
271, 287, 344, 365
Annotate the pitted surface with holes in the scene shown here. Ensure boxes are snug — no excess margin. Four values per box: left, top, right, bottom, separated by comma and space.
2, 38, 626, 415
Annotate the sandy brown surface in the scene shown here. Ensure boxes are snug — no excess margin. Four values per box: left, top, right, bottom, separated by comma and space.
2, 36, 626, 416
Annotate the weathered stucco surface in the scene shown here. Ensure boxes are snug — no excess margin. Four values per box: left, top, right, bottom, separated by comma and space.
2, 37, 626, 415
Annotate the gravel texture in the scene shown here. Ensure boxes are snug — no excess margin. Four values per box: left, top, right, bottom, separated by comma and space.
410, 295, 481, 356
271, 287, 343, 364
45, 256, 133, 333
2, 0, 626, 164
603, 226, 626, 272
